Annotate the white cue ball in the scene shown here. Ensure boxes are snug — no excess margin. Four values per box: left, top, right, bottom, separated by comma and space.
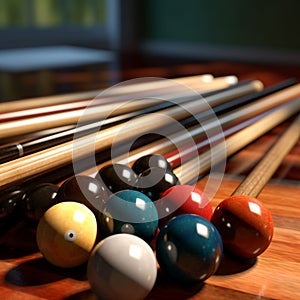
87, 233, 157, 300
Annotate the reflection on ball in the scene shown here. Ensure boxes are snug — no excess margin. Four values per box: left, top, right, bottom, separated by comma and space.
98, 190, 158, 242
87, 234, 157, 300
156, 214, 223, 283
36, 201, 97, 268
157, 184, 212, 224
211, 195, 274, 258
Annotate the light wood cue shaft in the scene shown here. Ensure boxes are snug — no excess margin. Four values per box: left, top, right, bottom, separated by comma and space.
118, 85, 300, 167
0, 74, 216, 113
232, 114, 300, 197
173, 97, 300, 184
0, 76, 236, 122
0, 80, 262, 190
0, 80, 261, 140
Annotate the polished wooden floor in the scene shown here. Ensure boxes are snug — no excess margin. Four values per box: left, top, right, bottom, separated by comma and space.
0, 55, 299, 299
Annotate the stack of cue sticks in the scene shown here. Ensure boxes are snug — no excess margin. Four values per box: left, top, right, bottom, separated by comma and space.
0, 74, 300, 198
0, 78, 265, 162
0, 75, 248, 141
0, 76, 263, 187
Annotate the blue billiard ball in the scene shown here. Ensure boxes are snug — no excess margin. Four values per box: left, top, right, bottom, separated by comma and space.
156, 214, 223, 283
98, 190, 159, 242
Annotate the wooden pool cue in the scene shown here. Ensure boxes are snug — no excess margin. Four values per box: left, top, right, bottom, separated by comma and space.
0, 79, 262, 140
1, 78, 293, 164
1, 85, 299, 191
0, 74, 227, 114
208, 114, 300, 259
102, 97, 300, 174
0, 74, 225, 122
232, 114, 300, 197
173, 101, 300, 184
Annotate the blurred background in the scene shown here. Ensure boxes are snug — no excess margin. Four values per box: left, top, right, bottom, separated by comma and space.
1, 0, 300, 101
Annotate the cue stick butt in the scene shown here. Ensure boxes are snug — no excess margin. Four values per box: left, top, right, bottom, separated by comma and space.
232, 114, 300, 197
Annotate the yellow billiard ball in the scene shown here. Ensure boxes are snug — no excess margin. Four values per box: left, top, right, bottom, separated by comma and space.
37, 201, 97, 268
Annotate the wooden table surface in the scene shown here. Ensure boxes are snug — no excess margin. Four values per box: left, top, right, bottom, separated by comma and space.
0, 59, 299, 299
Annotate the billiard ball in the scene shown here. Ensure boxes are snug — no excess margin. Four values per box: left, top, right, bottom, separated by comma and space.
25, 183, 58, 225
0, 186, 25, 233
96, 163, 138, 193
132, 154, 172, 175
137, 167, 180, 201
157, 184, 213, 224
98, 190, 158, 242
55, 175, 108, 215
156, 214, 223, 283
87, 233, 157, 300
211, 195, 273, 258
36, 201, 97, 268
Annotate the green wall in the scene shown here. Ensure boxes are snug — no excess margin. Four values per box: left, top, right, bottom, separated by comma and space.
141, 0, 300, 52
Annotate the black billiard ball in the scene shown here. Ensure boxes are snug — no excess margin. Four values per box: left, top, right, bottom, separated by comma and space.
0, 186, 25, 232
137, 167, 180, 201
55, 175, 108, 215
25, 183, 58, 225
96, 163, 138, 193
132, 154, 172, 175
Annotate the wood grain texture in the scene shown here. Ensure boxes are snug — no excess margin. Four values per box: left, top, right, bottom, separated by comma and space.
0, 61, 299, 300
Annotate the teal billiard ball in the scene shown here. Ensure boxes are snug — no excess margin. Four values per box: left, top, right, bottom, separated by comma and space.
156, 214, 223, 283
98, 190, 158, 242
87, 234, 157, 300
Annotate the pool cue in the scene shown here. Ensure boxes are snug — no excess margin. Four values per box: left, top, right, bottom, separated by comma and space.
1, 74, 231, 114
1, 78, 292, 164
0, 79, 262, 140
173, 100, 300, 185
0, 89, 300, 195
0, 97, 298, 204
0, 80, 265, 189
0, 75, 231, 122
106, 96, 300, 172
232, 114, 300, 197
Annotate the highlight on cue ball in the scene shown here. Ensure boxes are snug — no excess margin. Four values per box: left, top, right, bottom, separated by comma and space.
36, 201, 97, 268
87, 233, 157, 300
156, 214, 223, 283
211, 195, 274, 259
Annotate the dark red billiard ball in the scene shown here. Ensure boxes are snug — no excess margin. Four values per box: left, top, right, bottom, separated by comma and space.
96, 163, 138, 193
25, 183, 58, 225
132, 154, 172, 175
137, 167, 180, 201
56, 175, 108, 215
157, 184, 213, 224
211, 195, 274, 259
